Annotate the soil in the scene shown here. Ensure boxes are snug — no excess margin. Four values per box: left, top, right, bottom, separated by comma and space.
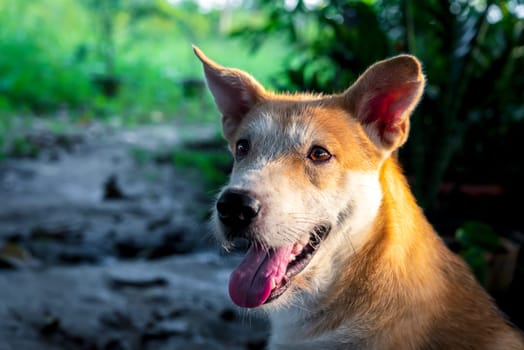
0, 121, 269, 350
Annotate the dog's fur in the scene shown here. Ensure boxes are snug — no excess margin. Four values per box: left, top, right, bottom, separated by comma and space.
194, 46, 524, 349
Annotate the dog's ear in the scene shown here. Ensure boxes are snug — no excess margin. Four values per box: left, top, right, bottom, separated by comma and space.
193, 46, 266, 139
342, 55, 425, 151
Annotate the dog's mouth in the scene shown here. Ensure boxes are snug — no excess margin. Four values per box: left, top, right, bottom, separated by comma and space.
228, 224, 331, 308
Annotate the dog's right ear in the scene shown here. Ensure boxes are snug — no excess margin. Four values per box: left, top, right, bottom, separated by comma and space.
193, 46, 266, 140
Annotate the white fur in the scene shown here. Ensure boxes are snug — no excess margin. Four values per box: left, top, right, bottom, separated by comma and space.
265, 171, 382, 349
215, 111, 384, 348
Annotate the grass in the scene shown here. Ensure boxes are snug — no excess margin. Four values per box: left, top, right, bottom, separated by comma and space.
0, 0, 290, 124
171, 147, 231, 194
131, 137, 232, 196
0, 0, 289, 192
0, 113, 37, 159
0, 0, 291, 155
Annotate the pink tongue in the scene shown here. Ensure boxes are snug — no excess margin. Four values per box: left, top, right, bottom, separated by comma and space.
229, 244, 293, 308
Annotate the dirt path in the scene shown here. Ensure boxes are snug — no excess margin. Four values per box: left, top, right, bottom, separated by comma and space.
0, 122, 269, 349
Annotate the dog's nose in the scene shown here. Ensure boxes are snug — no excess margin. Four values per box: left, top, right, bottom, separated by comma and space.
216, 189, 261, 229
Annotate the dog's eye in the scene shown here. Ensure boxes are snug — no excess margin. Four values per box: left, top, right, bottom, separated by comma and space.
235, 139, 250, 158
308, 146, 331, 163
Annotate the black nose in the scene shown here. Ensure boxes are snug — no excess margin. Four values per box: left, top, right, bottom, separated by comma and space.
216, 189, 261, 229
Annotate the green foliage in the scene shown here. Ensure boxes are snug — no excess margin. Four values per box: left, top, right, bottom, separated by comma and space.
171, 148, 231, 193
461, 245, 489, 286
456, 221, 504, 252
9, 136, 40, 158
131, 138, 232, 194
0, 114, 37, 159
455, 220, 503, 285
0, 113, 11, 160
0, 0, 287, 120
232, 1, 389, 92
130, 146, 157, 166
232, 0, 524, 209
0, 0, 94, 111
0, 0, 292, 160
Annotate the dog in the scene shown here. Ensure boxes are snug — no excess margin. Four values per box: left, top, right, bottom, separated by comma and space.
193, 46, 524, 349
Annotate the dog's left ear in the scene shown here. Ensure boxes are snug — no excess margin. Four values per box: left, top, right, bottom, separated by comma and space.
193, 46, 266, 140
342, 55, 425, 151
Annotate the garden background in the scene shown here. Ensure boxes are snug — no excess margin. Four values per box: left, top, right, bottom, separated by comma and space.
0, 0, 523, 349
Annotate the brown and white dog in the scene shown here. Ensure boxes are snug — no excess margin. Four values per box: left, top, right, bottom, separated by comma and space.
194, 46, 524, 349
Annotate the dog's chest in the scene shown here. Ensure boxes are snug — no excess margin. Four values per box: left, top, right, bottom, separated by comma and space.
268, 309, 363, 350
268, 331, 362, 350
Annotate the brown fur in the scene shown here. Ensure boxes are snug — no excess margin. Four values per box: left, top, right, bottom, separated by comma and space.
194, 46, 524, 349
310, 158, 523, 349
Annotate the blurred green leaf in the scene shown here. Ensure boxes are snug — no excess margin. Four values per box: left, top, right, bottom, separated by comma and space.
461, 246, 488, 286
171, 148, 231, 193
455, 221, 503, 252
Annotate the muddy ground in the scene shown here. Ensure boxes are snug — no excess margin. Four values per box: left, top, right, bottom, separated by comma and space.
0, 122, 269, 350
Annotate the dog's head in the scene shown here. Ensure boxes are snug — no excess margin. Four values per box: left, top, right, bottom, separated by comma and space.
194, 46, 424, 309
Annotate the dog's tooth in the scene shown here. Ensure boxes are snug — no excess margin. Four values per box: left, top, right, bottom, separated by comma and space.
270, 277, 276, 290
292, 244, 303, 255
